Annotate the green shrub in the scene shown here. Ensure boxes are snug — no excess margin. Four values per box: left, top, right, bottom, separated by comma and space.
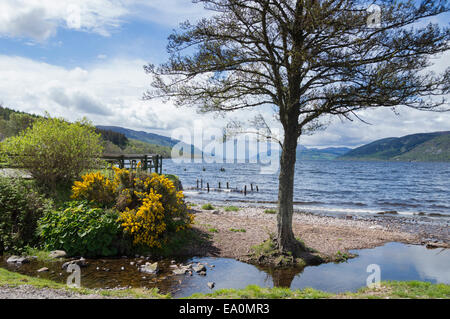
71, 168, 194, 250
38, 201, 121, 257
0, 177, 53, 253
264, 209, 277, 214
224, 206, 239, 212
1, 116, 103, 189
202, 203, 215, 210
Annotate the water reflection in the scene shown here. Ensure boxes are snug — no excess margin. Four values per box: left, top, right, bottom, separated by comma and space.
1, 242, 448, 298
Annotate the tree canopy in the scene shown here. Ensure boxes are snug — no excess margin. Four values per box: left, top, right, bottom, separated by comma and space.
145, 0, 449, 262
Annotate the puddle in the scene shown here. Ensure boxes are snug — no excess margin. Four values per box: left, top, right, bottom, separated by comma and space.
1, 242, 448, 298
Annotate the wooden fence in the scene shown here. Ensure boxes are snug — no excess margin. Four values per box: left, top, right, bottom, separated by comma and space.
101, 154, 163, 174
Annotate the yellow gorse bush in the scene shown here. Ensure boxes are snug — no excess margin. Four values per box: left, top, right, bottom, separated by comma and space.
71, 172, 116, 206
71, 167, 194, 248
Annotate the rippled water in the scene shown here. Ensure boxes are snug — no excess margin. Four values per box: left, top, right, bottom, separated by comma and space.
2, 243, 448, 297
162, 159, 450, 218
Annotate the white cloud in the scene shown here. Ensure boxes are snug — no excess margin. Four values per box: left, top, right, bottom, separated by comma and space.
0, 52, 448, 149
0, 55, 219, 136
0, 0, 209, 41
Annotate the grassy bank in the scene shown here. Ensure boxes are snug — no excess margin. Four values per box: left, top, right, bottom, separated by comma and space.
0, 267, 448, 299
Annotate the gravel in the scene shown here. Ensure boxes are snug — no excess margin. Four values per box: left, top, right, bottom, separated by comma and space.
0, 285, 107, 299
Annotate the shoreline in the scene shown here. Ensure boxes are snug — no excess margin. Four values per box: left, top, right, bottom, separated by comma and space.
186, 202, 448, 262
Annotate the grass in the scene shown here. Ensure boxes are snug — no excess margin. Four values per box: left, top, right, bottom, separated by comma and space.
24, 248, 57, 263
208, 228, 219, 233
0, 267, 448, 299
229, 228, 246, 233
264, 209, 277, 214
0, 267, 168, 299
224, 206, 239, 212
201, 203, 215, 210
188, 281, 450, 299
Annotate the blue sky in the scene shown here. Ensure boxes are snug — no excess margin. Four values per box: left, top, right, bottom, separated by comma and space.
0, 0, 449, 149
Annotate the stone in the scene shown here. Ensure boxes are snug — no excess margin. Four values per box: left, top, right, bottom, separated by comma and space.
193, 263, 206, 273
172, 266, 190, 275
6, 256, 29, 264
37, 267, 49, 273
199, 271, 207, 276
61, 258, 87, 270
139, 262, 159, 274
207, 282, 215, 289
48, 250, 67, 259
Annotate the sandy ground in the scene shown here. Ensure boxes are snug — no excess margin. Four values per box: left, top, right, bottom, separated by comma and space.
189, 205, 419, 260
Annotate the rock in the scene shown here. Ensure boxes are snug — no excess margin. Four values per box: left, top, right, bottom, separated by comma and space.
121, 267, 125, 271
377, 211, 398, 215
37, 267, 49, 273
199, 271, 207, 276
426, 242, 449, 249
212, 210, 220, 215
139, 262, 159, 274
193, 263, 206, 273
61, 258, 87, 270
207, 282, 215, 289
6, 256, 30, 264
130, 262, 135, 266
48, 250, 67, 259
172, 268, 188, 275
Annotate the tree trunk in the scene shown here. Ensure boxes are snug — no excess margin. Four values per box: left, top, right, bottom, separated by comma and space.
276, 126, 302, 255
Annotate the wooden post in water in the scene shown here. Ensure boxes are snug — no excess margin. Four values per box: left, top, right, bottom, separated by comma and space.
218, 182, 221, 189
207, 183, 210, 193
256, 185, 259, 192
251, 183, 253, 191
244, 185, 247, 196
201, 179, 203, 189
226, 182, 229, 189
197, 179, 199, 189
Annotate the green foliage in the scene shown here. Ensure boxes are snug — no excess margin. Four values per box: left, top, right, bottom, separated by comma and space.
96, 128, 129, 149
224, 206, 239, 212
0, 177, 53, 253
229, 228, 246, 232
1, 116, 103, 188
264, 209, 277, 214
0, 105, 38, 140
38, 201, 121, 257
201, 203, 215, 210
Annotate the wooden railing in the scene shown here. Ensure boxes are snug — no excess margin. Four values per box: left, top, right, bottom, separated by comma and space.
101, 154, 163, 174
1, 153, 163, 174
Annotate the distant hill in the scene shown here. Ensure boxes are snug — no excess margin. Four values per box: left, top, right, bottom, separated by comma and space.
97, 126, 181, 148
296, 145, 352, 160
339, 131, 450, 162
97, 125, 200, 158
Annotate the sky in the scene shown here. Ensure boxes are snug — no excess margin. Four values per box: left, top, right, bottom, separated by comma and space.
0, 0, 449, 149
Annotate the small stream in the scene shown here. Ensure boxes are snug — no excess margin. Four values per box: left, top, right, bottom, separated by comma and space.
1, 242, 449, 298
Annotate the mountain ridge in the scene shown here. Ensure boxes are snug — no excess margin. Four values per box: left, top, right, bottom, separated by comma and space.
339, 131, 450, 162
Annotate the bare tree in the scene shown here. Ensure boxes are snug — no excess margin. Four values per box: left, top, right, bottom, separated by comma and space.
144, 0, 449, 260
